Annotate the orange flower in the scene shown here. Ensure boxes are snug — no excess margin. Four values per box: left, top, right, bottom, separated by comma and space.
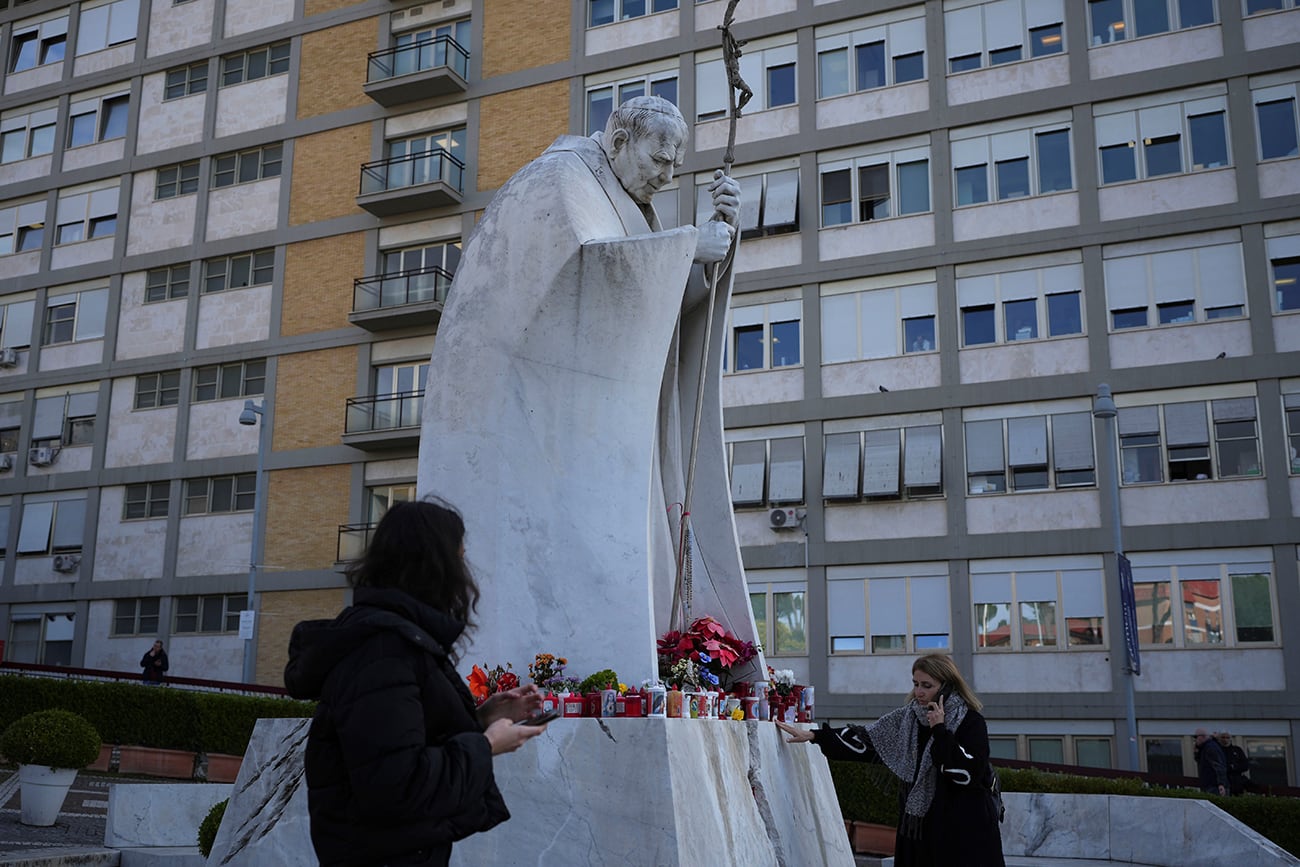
468, 664, 489, 702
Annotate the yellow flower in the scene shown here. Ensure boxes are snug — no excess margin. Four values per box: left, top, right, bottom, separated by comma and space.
730, 708, 745, 721
618, 682, 628, 695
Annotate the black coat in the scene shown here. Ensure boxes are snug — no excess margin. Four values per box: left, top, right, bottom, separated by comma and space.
284, 587, 508, 867
814, 710, 1005, 867
140, 648, 168, 683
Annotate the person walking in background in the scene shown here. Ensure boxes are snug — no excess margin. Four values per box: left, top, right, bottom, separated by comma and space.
1195, 728, 1228, 796
1217, 731, 1251, 795
284, 498, 547, 867
776, 653, 1005, 867
139, 640, 168, 684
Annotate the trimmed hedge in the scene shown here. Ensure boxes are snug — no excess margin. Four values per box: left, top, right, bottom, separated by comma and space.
828, 762, 1300, 858
0, 675, 313, 757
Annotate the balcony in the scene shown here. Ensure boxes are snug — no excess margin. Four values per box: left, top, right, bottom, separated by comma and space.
356, 149, 464, 216
336, 522, 377, 563
364, 37, 468, 106
349, 264, 451, 331
341, 390, 424, 450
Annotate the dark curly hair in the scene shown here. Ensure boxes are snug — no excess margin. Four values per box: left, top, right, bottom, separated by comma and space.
345, 498, 480, 630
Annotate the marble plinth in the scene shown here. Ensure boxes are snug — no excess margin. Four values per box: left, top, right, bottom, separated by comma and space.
105, 783, 231, 848
207, 717, 852, 867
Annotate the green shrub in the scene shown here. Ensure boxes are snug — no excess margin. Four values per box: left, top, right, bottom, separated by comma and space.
1, 709, 101, 769
577, 669, 620, 696
197, 798, 228, 858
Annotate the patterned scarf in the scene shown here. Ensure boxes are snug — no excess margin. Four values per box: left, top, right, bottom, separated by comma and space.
864, 694, 969, 838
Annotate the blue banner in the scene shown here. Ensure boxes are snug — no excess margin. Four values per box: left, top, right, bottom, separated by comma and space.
1118, 553, 1140, 676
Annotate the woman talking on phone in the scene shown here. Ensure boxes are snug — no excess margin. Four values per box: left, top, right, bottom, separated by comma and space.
775, 653, 1004, 867
285, 499, 547, 867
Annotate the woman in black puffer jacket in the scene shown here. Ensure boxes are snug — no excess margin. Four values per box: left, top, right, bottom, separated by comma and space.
285, 499, 546, 867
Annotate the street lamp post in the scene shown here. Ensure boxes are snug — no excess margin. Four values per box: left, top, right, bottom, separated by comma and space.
1093, 383, 1140, 771
238, 399, 268, 684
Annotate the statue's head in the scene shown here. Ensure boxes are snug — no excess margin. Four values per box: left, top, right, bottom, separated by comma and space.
602, 95, 689, 205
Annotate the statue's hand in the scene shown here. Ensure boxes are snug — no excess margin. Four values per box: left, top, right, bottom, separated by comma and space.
709, 170, 741, 226
694, 220, 736, 264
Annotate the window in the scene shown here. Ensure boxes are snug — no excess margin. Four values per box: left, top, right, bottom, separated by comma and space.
1088, 0, 1215, 42
9, 17, 68, 73
1284, 393, 1300, 474
823, 425, 943, 501
220, 41, 290, 86
945, 0, 1065, 73
6, 612, 75, 665
588, 0, 676, 26
134, 371, 180, 409
1095, 94, 1230, 184
193, 360, 265, 402
1, 428, 18, 452
964, 411, 1096, 494
729, 436, 805, 507
31, 390, 97, 447
973, 562, 1106, 651
725, 299, 801, 371
1132, 558, 1276, 647
1117, 397, 1261, 484
183, 474, 255, 515
1241, 738, 1290, 787
1253, 79, 1300, 163
76, 0, 139, 54
383, 128, 467, 193
54, 186, 119, 246
1245, 0, 1296, 12
820, 144, 930, 226
822, 277, 938, 362
67, 90, 130, 147
826, 569, 950, 654
164, 61, 208, 100
17, 498, 87, 555
952, 122, 1074, 206
385, 19, 471, 81
697, 39, 797, 121
750, 579, 807, 655
155, 161, 200, 200
586, 69, 678, 135
0, 298, 35, 349
113, 598, 160, 636
0, 201, 46, 258
367, 361, 429, 430
1, 104, 57, 163
174, 594, 247, 633
957, 261, 1085, 345
212, 144, 282, 188
123, 482, 169, 519
694, 166, 798, 240
1104, 239, 1247, 329
145, 264, 190, 302
816, 13, 925, 99
203, 249, 275, 293
41, 289, 108, 346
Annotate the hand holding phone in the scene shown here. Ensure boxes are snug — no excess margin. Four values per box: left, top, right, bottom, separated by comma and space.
514, 709, 560, 727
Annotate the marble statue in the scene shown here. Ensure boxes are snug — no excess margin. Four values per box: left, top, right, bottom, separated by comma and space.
418, 96, 764, 686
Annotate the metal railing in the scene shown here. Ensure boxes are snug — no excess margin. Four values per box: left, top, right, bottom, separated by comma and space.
344, 389, 424, 434
353, 264, 452, 312
359, 148, 464, 196
336, 522, 378, 562
366, 35, 468, 83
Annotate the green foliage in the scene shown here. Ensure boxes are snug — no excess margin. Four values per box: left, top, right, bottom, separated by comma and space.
827, 761, 899, 826
197, 798, 229, 858
1, 709, 101, 769
0, 675, 314, 758
577, 669, 620, 696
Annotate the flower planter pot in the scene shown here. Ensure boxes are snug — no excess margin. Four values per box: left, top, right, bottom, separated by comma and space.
850, 821, 896, 856
205, 753, 244, 783
117, 745, 196, 780
86, 744, 113, 772
18, 764, 77, 827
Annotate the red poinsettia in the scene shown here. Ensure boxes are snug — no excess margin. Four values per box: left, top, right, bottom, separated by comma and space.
657, 616, 759, 689
467, 662, 519, 705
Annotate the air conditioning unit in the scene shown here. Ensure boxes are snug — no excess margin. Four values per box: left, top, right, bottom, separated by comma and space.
0, 347, 18, 367
29, 446, 54, 466
0, 453, 12, 471
52, 554, 81, 573
768, 507, 799, 529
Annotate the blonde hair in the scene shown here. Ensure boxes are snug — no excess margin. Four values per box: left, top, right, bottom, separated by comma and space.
911, 653, 982, 712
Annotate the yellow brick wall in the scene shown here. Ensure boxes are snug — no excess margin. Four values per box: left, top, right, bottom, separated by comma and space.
273, 346, 356, 451
255, 587, 348, 685
481, 0, 571, 78
282, 233, 364, 337
265, 464, 351, 571
304, 0, 366, 16
477, 81, 570, 192
297, 18, 375, 120
289, 123, 370, 226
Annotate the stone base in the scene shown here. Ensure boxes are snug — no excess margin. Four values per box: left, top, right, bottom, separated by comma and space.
208, 717, 853, 867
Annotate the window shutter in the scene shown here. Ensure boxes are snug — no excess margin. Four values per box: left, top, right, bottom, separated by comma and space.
1118, 405, 1159, 436
1104, 255, 1148, 310
904, 425, 943, 487
1007, 416, 1048, 467
823, 432, 861, 498
910, 575, 950, 634
820, 294, 857, 363
965, 419, 1005, 473
1052, 412, 1095, 471
868, 577, 907, 635
1197, 244, 1247, 309
67, 391, 98, 418
51, 499, 86, 549
1150, 250, 1195, 303
33, 396, 65, 440
863, 429, 901, 495
944, 6, 982, 60
764, 169, 799, 227
768, 437, 804, 504
1163, 402, 1209, 446
827, 579, 866, 640
1211, 397, 1255, 422
729, 440, 767, 505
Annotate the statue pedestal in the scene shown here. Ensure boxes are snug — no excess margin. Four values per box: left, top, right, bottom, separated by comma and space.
208, 717, 853, 867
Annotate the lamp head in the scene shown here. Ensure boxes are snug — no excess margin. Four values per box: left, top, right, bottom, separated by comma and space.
238, 399, 261, 426
1093, 383, 1117, 420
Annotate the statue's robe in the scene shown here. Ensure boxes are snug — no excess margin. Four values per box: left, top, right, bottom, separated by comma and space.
418, 133, 763, 685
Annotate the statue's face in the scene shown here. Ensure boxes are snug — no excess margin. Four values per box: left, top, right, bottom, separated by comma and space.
609, 123, 685, 205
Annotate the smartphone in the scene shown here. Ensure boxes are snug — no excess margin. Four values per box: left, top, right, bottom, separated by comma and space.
515, 709, 561, 727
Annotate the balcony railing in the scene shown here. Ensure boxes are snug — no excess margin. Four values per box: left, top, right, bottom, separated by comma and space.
356, 149, 464, 216
345, 389, 424, 435
367, 36, 468, 84
336, 522, 377, 562
354, 265, 452, 313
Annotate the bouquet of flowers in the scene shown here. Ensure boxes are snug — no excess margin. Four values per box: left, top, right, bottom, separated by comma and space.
658, 616, 760, 691
666, 657, 709, 692
768, 666, 796, 697
467, 662, 519, 705
546, 675, 582, 695
528, 652, 568, 687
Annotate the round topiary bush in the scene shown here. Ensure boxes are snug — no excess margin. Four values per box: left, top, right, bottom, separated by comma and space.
577, 669, 620, 695
0, 708, 101, 769
197, 798, 229, 858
